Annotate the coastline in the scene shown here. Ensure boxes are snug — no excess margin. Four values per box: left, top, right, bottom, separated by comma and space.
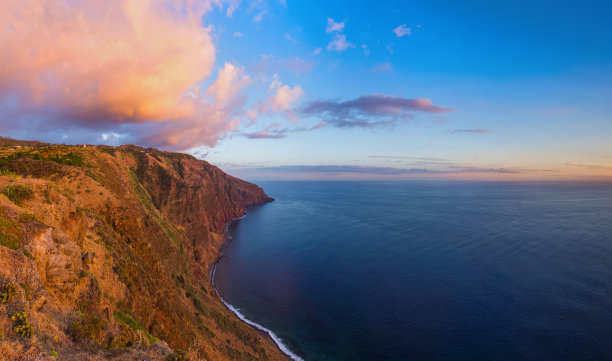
209, 213, 304, 361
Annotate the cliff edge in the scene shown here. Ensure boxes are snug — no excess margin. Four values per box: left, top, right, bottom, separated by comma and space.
0, 139, 283, 361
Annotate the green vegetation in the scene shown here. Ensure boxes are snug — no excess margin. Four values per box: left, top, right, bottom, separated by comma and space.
166, 351, 187, 361
12, 311, 33, 338
69, 314, 107, 343
0, 281, 18, 303
0, 169, 20, 178
50, 349, 58, 359
19, 212, 37, 223
0, 214, 21, 249
22, 249, 34, 260
113, 311, 158, 344
0, 233, 19, 249
3, 184, 34, 205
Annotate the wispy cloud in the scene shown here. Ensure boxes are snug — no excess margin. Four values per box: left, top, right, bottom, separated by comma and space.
393, 24, 411, 37
239, 121, 326, 139
301, 94, 451, 128
284, 33, 298, 44
253, 55, 316, 74
373, 63, 393, 72
326, 18, 345, 33
327, 34, 355, 52
449, 129, 490, 134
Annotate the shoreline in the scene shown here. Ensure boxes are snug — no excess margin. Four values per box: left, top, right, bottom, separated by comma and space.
209, 213, 304, 361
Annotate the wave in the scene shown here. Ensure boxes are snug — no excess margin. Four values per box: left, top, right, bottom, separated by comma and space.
212, 215, 305, 361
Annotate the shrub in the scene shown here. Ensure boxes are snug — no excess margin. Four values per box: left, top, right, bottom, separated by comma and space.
3, 184, 34, 205
69, 314, 107, 343
166, 351, 187, 361
12, 311, 33, 338
0, 233, 19, 250
50, 349, 58, 358
19, 212, 37, 223
0, 281, 18, 303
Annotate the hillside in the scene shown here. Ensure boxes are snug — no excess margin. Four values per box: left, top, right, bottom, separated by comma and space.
0, 139, 285, 361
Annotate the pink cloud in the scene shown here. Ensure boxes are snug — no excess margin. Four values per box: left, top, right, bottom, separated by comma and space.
393, 24, 411, 37
327, 34, 355, 52
326, 18, 345, 33
0, 0, 248, 150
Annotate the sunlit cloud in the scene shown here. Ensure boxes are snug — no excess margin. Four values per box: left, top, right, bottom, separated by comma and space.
0, 0, 252, 150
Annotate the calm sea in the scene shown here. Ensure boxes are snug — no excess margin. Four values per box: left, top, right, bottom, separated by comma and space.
213, 181, 612, 361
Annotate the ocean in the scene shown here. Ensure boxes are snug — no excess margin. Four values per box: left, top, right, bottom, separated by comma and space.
213, 181, 612, 361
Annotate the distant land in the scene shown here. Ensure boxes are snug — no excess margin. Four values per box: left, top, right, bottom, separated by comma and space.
0, 137, 287, 360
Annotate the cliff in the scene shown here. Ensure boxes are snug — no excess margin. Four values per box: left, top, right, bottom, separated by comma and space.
0, 139, 284, 361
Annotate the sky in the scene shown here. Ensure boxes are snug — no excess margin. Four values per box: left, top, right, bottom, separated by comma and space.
1, 0, 611, 181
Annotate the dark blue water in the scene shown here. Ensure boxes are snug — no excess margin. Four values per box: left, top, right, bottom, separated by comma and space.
214, 181, 612, 361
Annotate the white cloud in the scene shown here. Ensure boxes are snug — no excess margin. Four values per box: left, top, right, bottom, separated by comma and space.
312, 47, 323, 55
233, 31, 243, 38
393, 24, 411, 37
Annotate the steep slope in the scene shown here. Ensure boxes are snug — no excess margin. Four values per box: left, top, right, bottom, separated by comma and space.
0, 139, 284, 361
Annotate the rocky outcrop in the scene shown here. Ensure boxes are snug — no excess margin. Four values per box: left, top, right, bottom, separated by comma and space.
0, 140, 284, 361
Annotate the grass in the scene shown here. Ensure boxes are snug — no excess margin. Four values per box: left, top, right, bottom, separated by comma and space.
3, 184, 34, 205
113, 311, 158, 344
0, 214, 21, 249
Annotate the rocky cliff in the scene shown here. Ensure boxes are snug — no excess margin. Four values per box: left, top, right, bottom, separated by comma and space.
0, 139, 284, 361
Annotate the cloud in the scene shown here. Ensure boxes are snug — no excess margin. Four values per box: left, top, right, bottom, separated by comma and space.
242, 130, 287, 139
253, 56, 316, 74
301, 94, 451, 128
265, 80, 304, 112
0, 0, 250, 150
238, 121, 325, 139
449, 129, 490, 134
326, 18, 345, 33
373, 63, 393, 72
233, 31, 244, 38
362, 45, 371, 56
206, 63, 251, 104
393, 24, 411, 37
240, 164, 535, 176
312, 48, 323, 55
565, 162, 612, 170
327, 34, 356, 52
284, 33, 298, 44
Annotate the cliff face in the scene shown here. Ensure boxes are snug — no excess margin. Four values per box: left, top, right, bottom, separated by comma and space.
0, 140, 282, 361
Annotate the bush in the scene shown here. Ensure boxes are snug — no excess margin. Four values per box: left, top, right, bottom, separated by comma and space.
50, 349, 58, 358
69, 314, 107, 343
12, 311, 33, 338
3, 185, 34, 205
0, 281, 18, 303
166, 351, 187, 361
19, 212, 37, 223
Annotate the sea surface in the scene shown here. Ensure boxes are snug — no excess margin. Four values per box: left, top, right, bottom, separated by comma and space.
213, 181, 612, 361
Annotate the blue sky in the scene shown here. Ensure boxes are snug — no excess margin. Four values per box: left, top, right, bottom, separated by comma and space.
1, 0, 611, 180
